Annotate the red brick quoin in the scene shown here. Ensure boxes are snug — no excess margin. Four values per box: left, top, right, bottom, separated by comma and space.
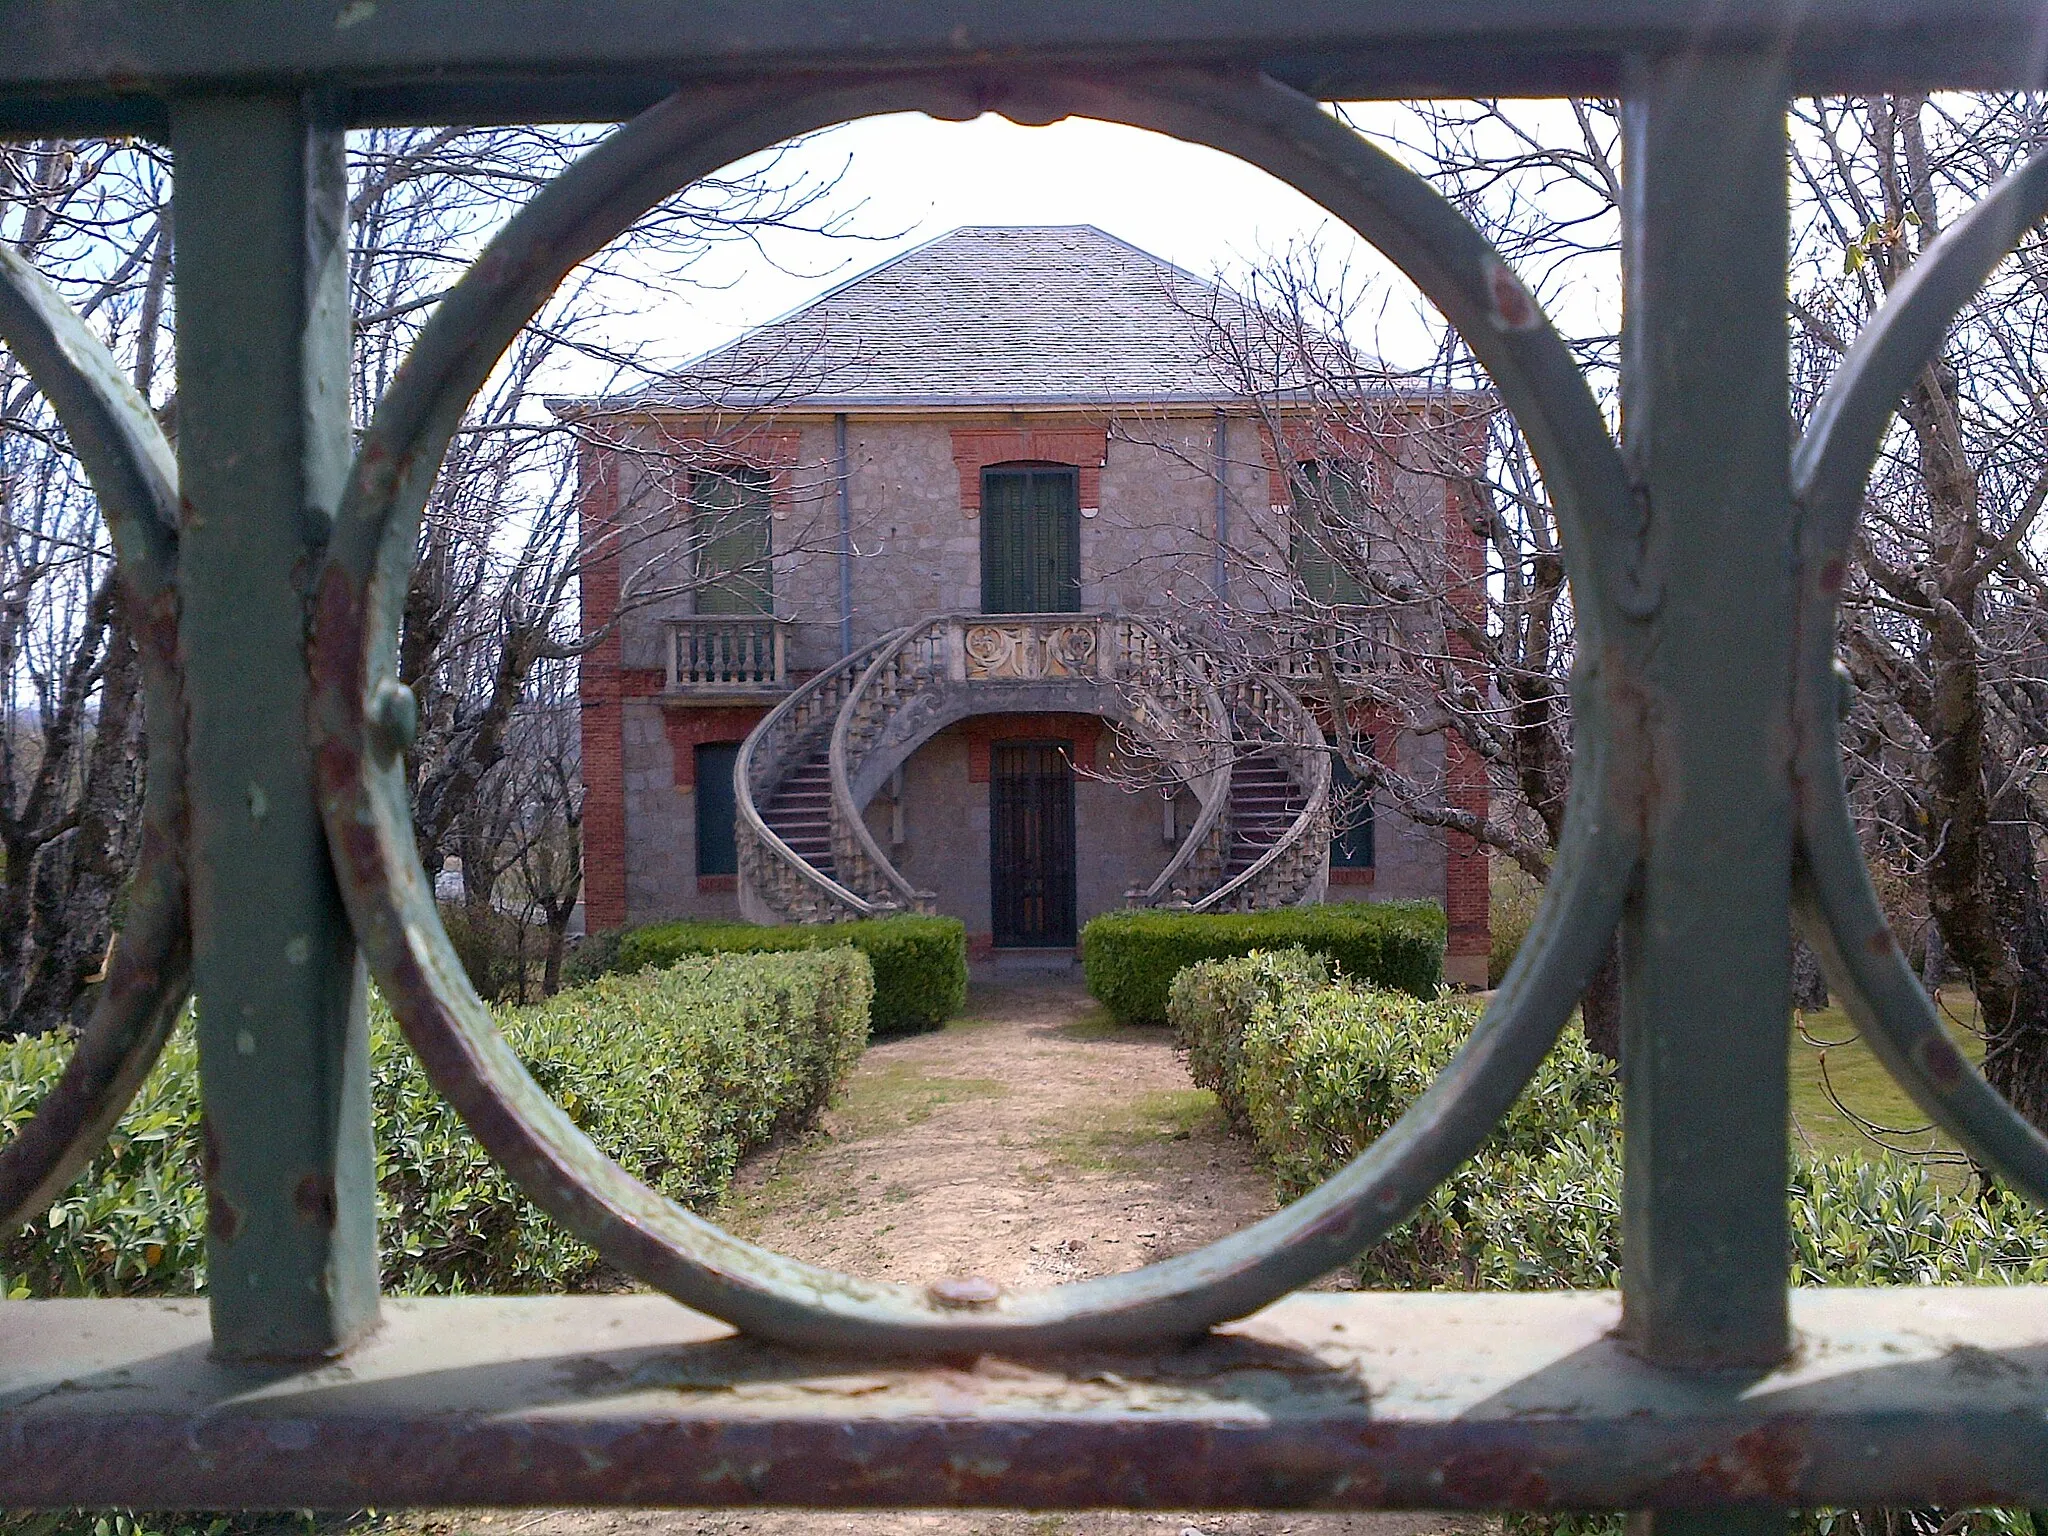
577, 423, 801, 929
575, 440, 628, 933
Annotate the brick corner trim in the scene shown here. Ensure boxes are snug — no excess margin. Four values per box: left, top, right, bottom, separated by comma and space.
576, 442, 628, 932
662, 705, 771, 789
951, 424, 1108, 514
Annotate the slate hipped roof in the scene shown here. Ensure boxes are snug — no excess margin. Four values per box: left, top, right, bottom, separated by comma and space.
580, 224, 1352, 414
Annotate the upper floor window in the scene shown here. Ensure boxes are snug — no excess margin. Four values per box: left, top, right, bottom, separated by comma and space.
981, 464, 1081, 614
1291, 459, 1370, 608
690, 465, 773, 616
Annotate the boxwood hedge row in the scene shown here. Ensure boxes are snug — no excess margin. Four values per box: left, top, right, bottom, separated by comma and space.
1169, 949, 2048, 1290
616, 913, 965, 1035
1, 948, 872, 1299
1082, 901, 1445, 1026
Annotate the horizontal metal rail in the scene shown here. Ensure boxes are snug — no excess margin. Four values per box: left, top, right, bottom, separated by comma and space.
7, 1292, 2048, 1510
1, 1, 2047, 134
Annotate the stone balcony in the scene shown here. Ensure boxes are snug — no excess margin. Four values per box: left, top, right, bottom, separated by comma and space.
665, 616, 793, 696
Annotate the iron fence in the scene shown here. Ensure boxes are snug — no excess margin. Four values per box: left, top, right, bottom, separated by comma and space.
3, 5, 2048, 1525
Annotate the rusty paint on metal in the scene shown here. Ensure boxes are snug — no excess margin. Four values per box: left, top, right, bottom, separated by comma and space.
1485, 261, 1539, 330
1664, 1423, 1811, 1504
294, 1173, 338, 1230
1917, 1032, 1967, 1087
201, 1119, 242, 1243
0, 240, 194, 1238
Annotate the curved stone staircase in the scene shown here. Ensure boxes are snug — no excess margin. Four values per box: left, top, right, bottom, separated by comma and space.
735, 613, 1330, 924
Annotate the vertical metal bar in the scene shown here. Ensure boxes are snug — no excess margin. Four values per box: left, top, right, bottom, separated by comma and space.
172, 93, 378, 1360
1212, 407, 1230, 600
836, 412, 852, 658
1618, 45, 1793, 1385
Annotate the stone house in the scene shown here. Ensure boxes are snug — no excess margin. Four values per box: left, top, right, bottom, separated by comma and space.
568, 225, 1491, 982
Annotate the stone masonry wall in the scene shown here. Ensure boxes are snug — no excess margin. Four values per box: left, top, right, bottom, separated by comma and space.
582, 406, 1481, 946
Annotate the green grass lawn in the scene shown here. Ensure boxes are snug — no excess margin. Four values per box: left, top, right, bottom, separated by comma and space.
1788, 985, 1982, 1178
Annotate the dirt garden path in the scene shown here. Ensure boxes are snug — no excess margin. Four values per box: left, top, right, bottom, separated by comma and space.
430, 980, 1476, 1536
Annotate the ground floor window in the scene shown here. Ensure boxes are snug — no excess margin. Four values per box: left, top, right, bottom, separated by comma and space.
1330, 749, 1375, 871
695, 741, 742, 877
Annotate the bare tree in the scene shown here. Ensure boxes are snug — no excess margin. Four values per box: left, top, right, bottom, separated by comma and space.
1131, 123, 1620, 1042
1790, 93, 2048, 1127
0, 122, 869, 1026
1198, 93, 2048, 1104
0, 139, 169, 1038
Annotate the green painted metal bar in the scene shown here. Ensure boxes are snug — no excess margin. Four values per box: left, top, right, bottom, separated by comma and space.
170, 93, 379, 1360
0, 0, 2046, 136
1616, 48, 1794, 1378
9, 1290, 2048, 1510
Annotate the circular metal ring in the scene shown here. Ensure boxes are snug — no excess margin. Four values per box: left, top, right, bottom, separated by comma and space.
311, 67, 1643, 1349
1790, 149, 2048, 1201
0, 243, 192, 1232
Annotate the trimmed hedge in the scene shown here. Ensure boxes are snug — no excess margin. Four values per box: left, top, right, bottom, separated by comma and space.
617, 914, 966, 1035
1, 949, 872, 1298
1083, 901, 1445, 1026
1172, 949, 2048, 1291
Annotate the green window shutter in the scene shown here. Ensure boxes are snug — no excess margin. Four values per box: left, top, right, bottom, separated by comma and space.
981, 466, 1080, 613
692, 466, 773, 616
694, 742, 741, 876
1033, 468, 1081, 612
982, 470, 1031, 612
1291, 460, 1369, 608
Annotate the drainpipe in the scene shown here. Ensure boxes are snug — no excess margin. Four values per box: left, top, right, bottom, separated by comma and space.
836, 413, 853, 657
1212, 408, 1230, 602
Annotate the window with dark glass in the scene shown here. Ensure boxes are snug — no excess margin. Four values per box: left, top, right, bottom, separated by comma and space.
1329, 747, 1376, 870
695, 742, 742, 877
1291, 459, 1370, 607
981, 464, 1081, 613
690, 465, 774, 615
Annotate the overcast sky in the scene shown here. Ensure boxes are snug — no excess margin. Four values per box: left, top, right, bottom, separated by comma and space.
637, 107, 1439, 374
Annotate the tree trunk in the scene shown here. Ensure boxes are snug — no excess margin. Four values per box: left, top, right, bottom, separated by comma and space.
1791, 940, 1829, 1012
0, 592, 147, 1038
542, 916, 568, 998
1580, 939, 1621, 1064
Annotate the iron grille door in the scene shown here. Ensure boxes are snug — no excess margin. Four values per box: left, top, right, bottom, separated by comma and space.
989, 739, 1077, 947
980, 466, 1080, 613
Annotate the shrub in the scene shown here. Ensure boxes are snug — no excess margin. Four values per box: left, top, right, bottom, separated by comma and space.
1181, 953, 2048, 1294
1490, 860, 1543, 988
0, 948, 871, 1298
1169, 947, 1330, 1128
617, 913, 965, 1035
438, 901, 533, 1003
1082, 902, 1445, 1025
559, 926, 623, 990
